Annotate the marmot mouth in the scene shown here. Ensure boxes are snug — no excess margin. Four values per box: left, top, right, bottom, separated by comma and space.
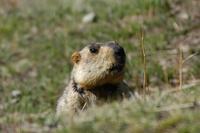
108, 64, 124, 73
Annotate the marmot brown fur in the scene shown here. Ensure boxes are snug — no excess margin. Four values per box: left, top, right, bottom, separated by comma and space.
56, 41, 134, 116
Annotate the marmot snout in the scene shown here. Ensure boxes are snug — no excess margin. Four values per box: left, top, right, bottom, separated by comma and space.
56, 41, 133, 116
107, 42, 126, 72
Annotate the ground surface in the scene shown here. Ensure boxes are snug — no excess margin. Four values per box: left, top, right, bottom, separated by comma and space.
0, 0, 200, 132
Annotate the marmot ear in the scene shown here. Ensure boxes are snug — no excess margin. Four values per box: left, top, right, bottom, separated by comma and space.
71, 51, 81, 64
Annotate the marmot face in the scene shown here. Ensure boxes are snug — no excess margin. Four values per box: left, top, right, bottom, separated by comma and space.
71, 41, 126, 89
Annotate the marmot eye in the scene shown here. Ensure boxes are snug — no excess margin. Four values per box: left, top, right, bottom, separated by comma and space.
89, 44, 100, 54
90, 47, 98, 53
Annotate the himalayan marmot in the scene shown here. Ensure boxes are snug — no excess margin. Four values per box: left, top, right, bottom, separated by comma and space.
56, 41, 134, 116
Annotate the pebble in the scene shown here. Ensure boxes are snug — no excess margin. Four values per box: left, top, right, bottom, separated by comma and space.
11, 90, 21, 98
178, 11, 189, 20
82, 12, 96, 23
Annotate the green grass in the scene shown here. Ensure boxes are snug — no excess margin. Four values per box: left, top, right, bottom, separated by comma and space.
0, 0, 200, 132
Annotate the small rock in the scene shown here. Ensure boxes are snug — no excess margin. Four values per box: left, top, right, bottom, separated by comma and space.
82, 12, 96, 23
178, 11, 189, 20
11, 90, 21, 98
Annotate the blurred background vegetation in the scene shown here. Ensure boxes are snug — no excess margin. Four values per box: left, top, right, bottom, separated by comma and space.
0, 0, 200, 132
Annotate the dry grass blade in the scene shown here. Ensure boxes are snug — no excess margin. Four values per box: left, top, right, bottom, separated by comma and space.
178, 47, 183, 90
157, 80, 200, 103
156, 101, 200, 112
177, 49, 198, 91
183, 52, 199, 64
139, 28, 148, 94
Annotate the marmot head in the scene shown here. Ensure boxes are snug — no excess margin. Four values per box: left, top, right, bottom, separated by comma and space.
71, 41, 126, 89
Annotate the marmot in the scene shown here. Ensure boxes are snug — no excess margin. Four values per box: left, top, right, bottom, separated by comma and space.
56, 41, 134, 116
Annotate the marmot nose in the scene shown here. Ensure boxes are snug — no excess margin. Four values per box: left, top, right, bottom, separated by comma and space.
114, 46, 125, 57
107, 42, 126, 64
